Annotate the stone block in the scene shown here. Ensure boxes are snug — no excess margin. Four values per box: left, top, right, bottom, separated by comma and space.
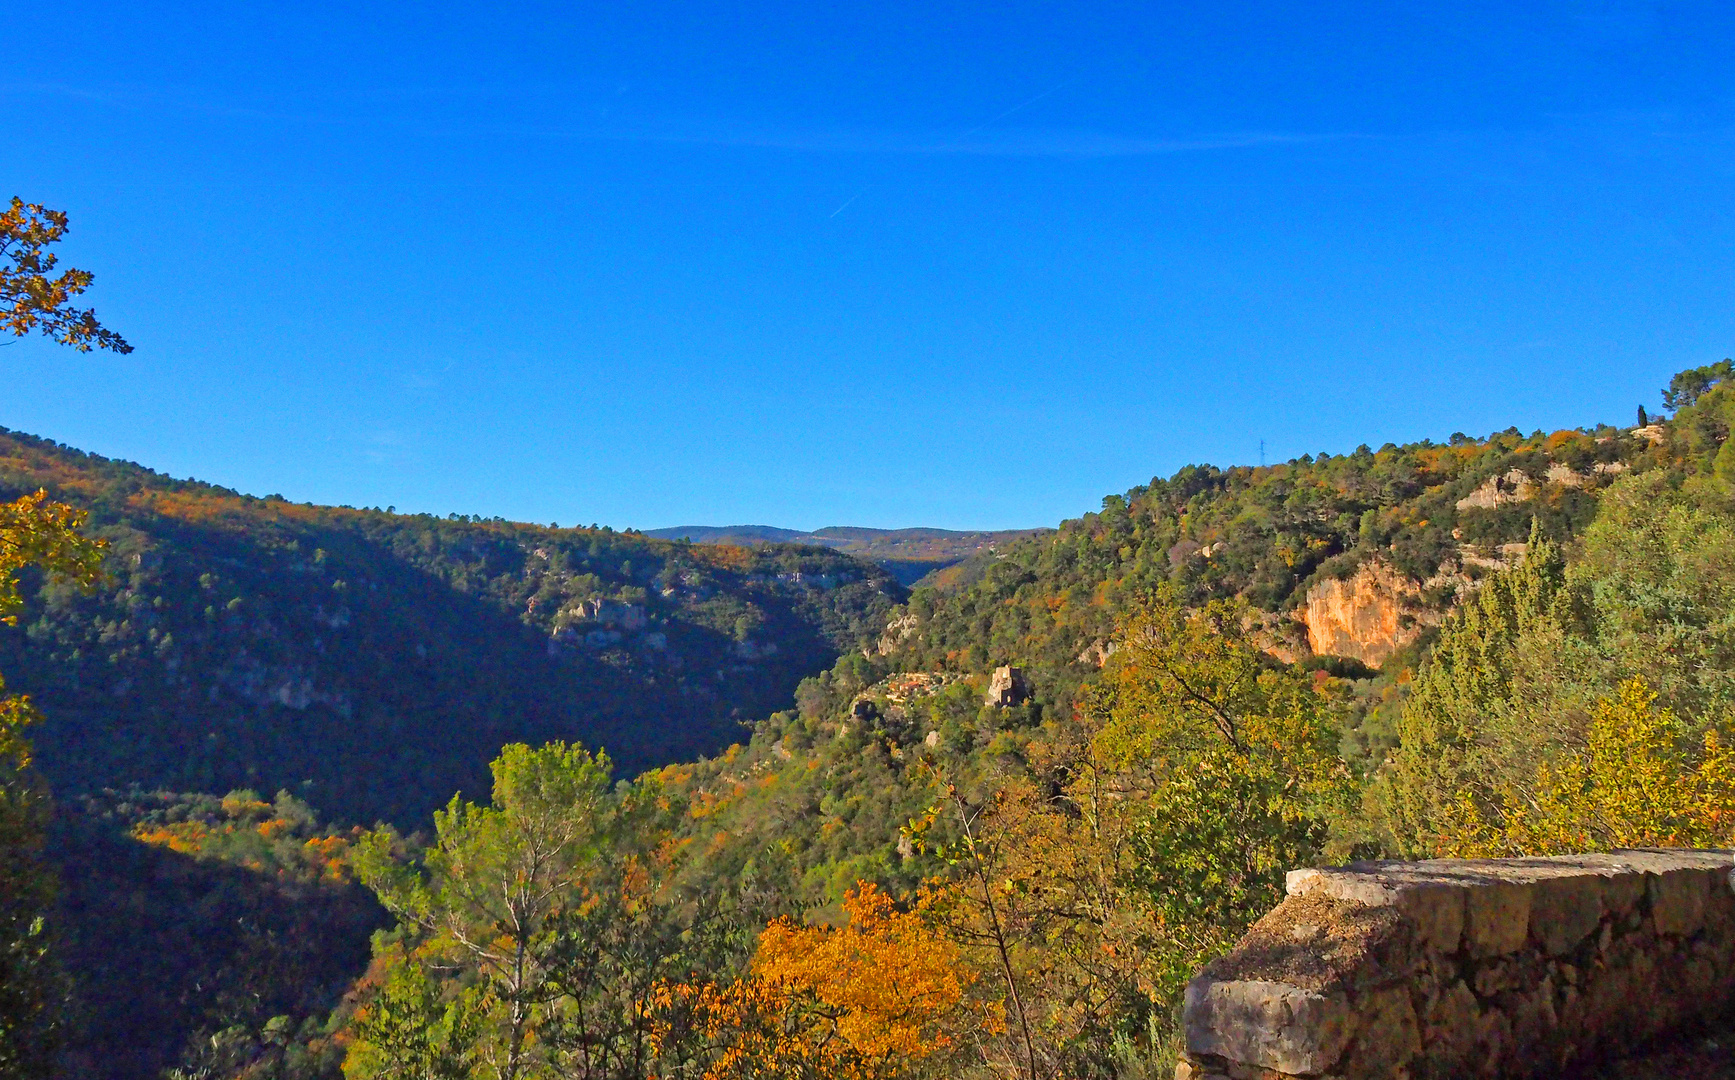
1555, 981, 1586, 1043
1472, 1009, 1512, 1076
1424, 978, 1479, 1031
1286, 867, 1465, 952
1467, 881, 1531, 957
1340, 985, 1422, 1078
1402, 885, 1467, 954
1599, 869, 1648, 916
1419, 979, 1481, 1074
1529, 875, 1604, 956
1473, 959, 1515, 998
1184, 978, 1356, 1076
984, 665, 1030, 707
1650, 868, 1711, 936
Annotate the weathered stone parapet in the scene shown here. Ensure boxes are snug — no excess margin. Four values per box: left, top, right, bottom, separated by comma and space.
1178, 850, 1735, 1080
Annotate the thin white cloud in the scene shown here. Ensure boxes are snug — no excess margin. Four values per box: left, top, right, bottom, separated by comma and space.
1, 79, 1364, 159
498, 123, 1368, 158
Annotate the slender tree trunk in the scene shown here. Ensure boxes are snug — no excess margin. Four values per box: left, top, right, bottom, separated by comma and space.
505, 933, 529, 1080
954, 794, 1041, 1080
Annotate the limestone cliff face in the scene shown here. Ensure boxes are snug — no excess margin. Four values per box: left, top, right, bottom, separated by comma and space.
1299, 560, 1433, 668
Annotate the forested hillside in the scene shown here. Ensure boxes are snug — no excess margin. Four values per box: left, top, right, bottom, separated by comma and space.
0, 428, 903, 824
653, 412, 1674, 911
509, 363, 1734, 1077
645, 524, 1048, 585
52, 789, 383, 1078
860, 417, 1656, 734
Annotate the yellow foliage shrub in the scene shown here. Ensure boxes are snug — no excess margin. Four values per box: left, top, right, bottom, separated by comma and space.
1437, 679, 1735, 857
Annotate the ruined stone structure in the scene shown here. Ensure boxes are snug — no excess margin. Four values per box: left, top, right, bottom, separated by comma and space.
1179, 850, 1735, 1079
985, 665, 1031, 707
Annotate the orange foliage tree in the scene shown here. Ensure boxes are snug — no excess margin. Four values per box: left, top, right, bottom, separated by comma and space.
1, 197, 130, 352
0, 198, 120, 1077
653, 882, 978, 1080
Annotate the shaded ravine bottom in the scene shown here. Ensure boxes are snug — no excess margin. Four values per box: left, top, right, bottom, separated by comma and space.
49, 804, 383, 1080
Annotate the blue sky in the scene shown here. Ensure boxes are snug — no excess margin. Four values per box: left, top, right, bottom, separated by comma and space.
6, 2, 1734, 530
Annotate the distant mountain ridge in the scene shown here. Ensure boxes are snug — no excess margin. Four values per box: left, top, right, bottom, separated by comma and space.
645, 524, 1049, 585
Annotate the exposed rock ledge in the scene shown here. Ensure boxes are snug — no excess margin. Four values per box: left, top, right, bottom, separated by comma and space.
867, 612, 919, 657
1179, 850, 1735, 1080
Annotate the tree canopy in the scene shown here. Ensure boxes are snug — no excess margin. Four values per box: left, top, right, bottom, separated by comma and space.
0, 198, 130, 354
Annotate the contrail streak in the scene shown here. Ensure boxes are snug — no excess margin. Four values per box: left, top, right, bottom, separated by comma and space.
960, 78, 1077, 139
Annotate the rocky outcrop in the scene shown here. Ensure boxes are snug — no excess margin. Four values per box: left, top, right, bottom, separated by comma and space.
1299, 561, 1433, 669
870, 612, 919, 657
1456, 469, 1538, 511
575, 598, 648, 630
1544, 462, 1585, 488
1077, 640, 1117, 668
1458, 462, 1625, 511
1457, 541, 1529, 573
1178, 850, 1735, 1080
985, 665, 1030, 707
221, 657, 352, 717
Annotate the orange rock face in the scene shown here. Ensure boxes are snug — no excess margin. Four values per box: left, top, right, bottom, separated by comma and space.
1300, 560, 1429, 668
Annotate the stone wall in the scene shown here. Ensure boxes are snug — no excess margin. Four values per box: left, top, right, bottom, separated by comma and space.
1178, 850, 1735, 1079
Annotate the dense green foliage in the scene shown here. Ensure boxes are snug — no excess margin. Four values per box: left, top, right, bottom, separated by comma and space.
346, 743, 737, 1080
1379, 379, 1735, 857
0, 427, 904, 825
